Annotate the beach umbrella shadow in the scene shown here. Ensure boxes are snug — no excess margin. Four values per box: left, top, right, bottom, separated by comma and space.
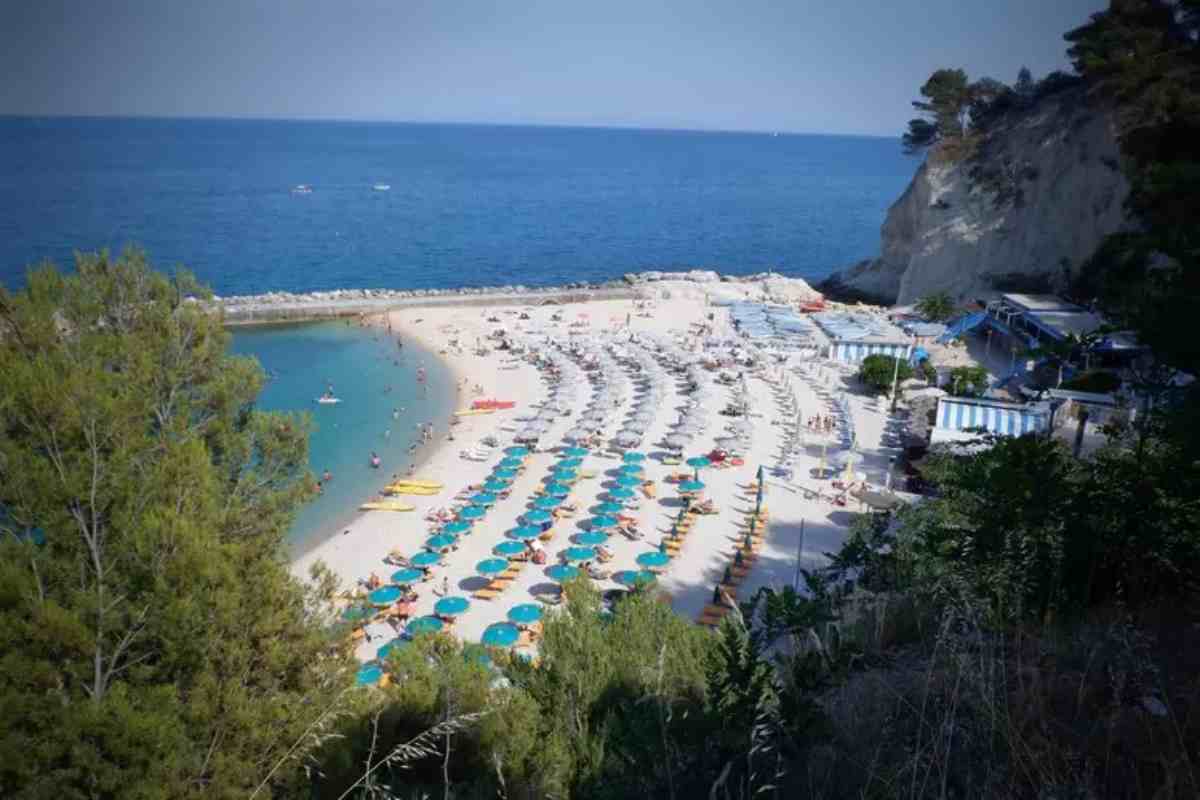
459, 576, 494, 592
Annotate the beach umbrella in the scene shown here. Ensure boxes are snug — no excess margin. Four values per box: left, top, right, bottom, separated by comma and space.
369, 586, 401, 606
623, 452, 647, 463
686, 456, 711, 469
507, 603, 543, 625
425, 534, 457, 551
462, 642, 494, 669
524, 509, 553, 525
434, 596, 471, 617
493, 466, 519, 479
557, 457, 583, 469
376, 638, 407, 660
341, 605, 371, 623
504, 446, 529, 457
618, 463, 644, 476
575, 530, 609, 546
755, 467, 766, 515
493, 540, 527, 557
613, 432, 639, 448
546, 564, 581, 582
590, 515, 617, 529
356, 664, 383, 686
459, 505, 487, 521
663, 433, 688, 450
614, 569, 658, 588
409, 551, 442, 569
551, 468, 577, 482
476, 557, 509, 576
637, 551, 671, 569
481, 622, 521, 648
594, 502, 623, 515
498, 457, 523, 469
483, 479, 509, 493
615, 475, 642, 488
390, 567, 423, 585
678, 480, 705, 493
407, 615, 445, 635
608, 487, 635, 500
533, 496, 563, 511
469, 492, 497, 506
443, 520, 472, 535
563, 447, 589, 457
510, 524, 543, 541
543, 482, 571, 497
563, 546, 596, 563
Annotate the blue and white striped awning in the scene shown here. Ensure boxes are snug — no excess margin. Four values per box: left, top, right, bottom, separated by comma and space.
831, 341, 912, 363
935, 397, 1049, 436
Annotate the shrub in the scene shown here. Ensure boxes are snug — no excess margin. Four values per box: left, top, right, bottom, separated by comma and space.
858, 354, 913, 395
948, 365, 989, 396
1061, 369, 1122, 393
915, 291, 956, 322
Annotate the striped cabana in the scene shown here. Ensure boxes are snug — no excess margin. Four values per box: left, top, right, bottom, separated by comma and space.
932, 396, 1051, 440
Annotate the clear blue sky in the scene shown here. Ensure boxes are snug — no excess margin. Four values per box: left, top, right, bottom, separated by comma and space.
0, 0, 1107, 135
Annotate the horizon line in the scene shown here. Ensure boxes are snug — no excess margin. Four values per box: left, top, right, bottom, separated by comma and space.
0, 111, 902, 141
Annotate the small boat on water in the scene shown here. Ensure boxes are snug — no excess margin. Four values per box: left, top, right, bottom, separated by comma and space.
292, 184, 313, 194
315, 396, 341, 404
372, 183, 391, 192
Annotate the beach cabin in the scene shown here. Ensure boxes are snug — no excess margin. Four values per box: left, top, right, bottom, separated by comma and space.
931, 395, 1051, 444
810, 312, 913, 364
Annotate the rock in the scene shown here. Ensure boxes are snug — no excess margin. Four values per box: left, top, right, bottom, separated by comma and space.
686, 270, 720, 283
623, 273, 641, 285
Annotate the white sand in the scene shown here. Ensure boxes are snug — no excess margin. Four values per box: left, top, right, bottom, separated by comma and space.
290, 285, 904, 660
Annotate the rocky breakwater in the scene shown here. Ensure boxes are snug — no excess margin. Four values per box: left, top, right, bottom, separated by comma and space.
822, 86, 1130, 305
217, 270, 827, 325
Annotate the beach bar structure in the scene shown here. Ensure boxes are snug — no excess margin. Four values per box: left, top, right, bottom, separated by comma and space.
984, 294, 1141, 357
931, 395, 1051, 444
809, 311, 913, 364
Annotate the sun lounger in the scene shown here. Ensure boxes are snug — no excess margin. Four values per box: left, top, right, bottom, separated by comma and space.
473, 588, 502, 601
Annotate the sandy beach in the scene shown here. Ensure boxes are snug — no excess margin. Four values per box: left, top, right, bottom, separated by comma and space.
290, 279, 904, 660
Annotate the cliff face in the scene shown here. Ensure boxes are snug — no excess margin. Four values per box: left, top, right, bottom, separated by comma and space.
826, 90, 1130, 305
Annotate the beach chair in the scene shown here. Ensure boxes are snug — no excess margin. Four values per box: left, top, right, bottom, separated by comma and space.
473, 587, 502, 601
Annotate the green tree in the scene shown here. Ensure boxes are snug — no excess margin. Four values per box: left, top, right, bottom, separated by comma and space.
903, 68, 972, 153
857, 354, 913, 395
1013, 65, 1036, 105
0, 250, 349, 797
915, 290, 957, 322
947, 365, 989, 396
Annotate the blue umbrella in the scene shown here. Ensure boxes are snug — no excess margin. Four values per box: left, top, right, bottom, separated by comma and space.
686, 456, 711, 469
618, 463, 644, 475
377, 638, 407, 660
524, 509, 553, 524
637, 551, 671, 568
563, 546, 596, 563
481, 622, 520, 648
504, 446, 529, 457
498, 457, 523, 469
678, 480, 705, 493
407, 615, 445, 635
590, 515, 618, 529
533, 496, 562, 510
459, 506, 487, 520
557, 457, 583, 469
410, 551, 442, 569
510, 524, 543, 541
494, 540, 527, 556
368, 586, 401, 606
614, 569, 658, 588
623, 451, 647, 463
390, 567, 423, 585
469, 492, 497, 506
341, 605, 371, 623
608, 487, 635, 500
594, 502, 623, 514
543, 482, 571, 497
356, 664, 383, 686
434, 596, 470, 617
443, 520, 472, 535
546, 564, 581, 582
425, 534, 457, 551
494, 466, 519, 479
483, 479, 509, 493
575, 530, 609, 546
507, 603, 543, 624
477, 557, 509, 576
551, 469, 577, 482
615, 475, 642, 488
563, 446, 589, 457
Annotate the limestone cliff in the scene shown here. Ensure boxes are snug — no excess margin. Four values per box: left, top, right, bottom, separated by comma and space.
824, 89, 1130, 305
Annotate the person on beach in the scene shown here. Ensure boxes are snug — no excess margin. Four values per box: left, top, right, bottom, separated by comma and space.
441, 577, 449, 596
322, 469, 332, 482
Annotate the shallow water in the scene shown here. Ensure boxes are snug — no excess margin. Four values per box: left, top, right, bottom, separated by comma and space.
228, 320, 454, 555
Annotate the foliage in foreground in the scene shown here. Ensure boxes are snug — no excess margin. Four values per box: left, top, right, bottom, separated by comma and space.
0, 251, 352, 798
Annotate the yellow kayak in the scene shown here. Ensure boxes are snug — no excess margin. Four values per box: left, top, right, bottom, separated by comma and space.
359, 500, 415, 512
388, 478, 443, 489
385, 487, 440, 496
454, 408, 494, 417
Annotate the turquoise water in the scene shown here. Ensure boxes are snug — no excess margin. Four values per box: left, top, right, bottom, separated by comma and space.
228, 321, 454, 554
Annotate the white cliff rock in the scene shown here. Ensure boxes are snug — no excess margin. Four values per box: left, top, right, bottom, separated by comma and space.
827, 89, 1130, 305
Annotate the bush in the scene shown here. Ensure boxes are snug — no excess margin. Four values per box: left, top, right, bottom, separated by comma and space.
915, 291, 956, 322
858, 354, 913, 395
1061, 369, 1122, 393
948, 365, 989, 396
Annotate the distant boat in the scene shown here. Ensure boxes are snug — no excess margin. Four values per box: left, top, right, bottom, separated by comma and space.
292, 184, 313, 194
372, 183, 391, 192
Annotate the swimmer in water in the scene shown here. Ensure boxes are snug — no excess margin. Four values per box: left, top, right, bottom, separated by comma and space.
322, 469, 332, 482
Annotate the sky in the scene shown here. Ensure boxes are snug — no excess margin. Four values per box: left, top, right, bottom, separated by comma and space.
0, 0, 1108, 136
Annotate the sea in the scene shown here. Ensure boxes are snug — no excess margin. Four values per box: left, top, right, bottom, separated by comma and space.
0, 116, 918, 552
